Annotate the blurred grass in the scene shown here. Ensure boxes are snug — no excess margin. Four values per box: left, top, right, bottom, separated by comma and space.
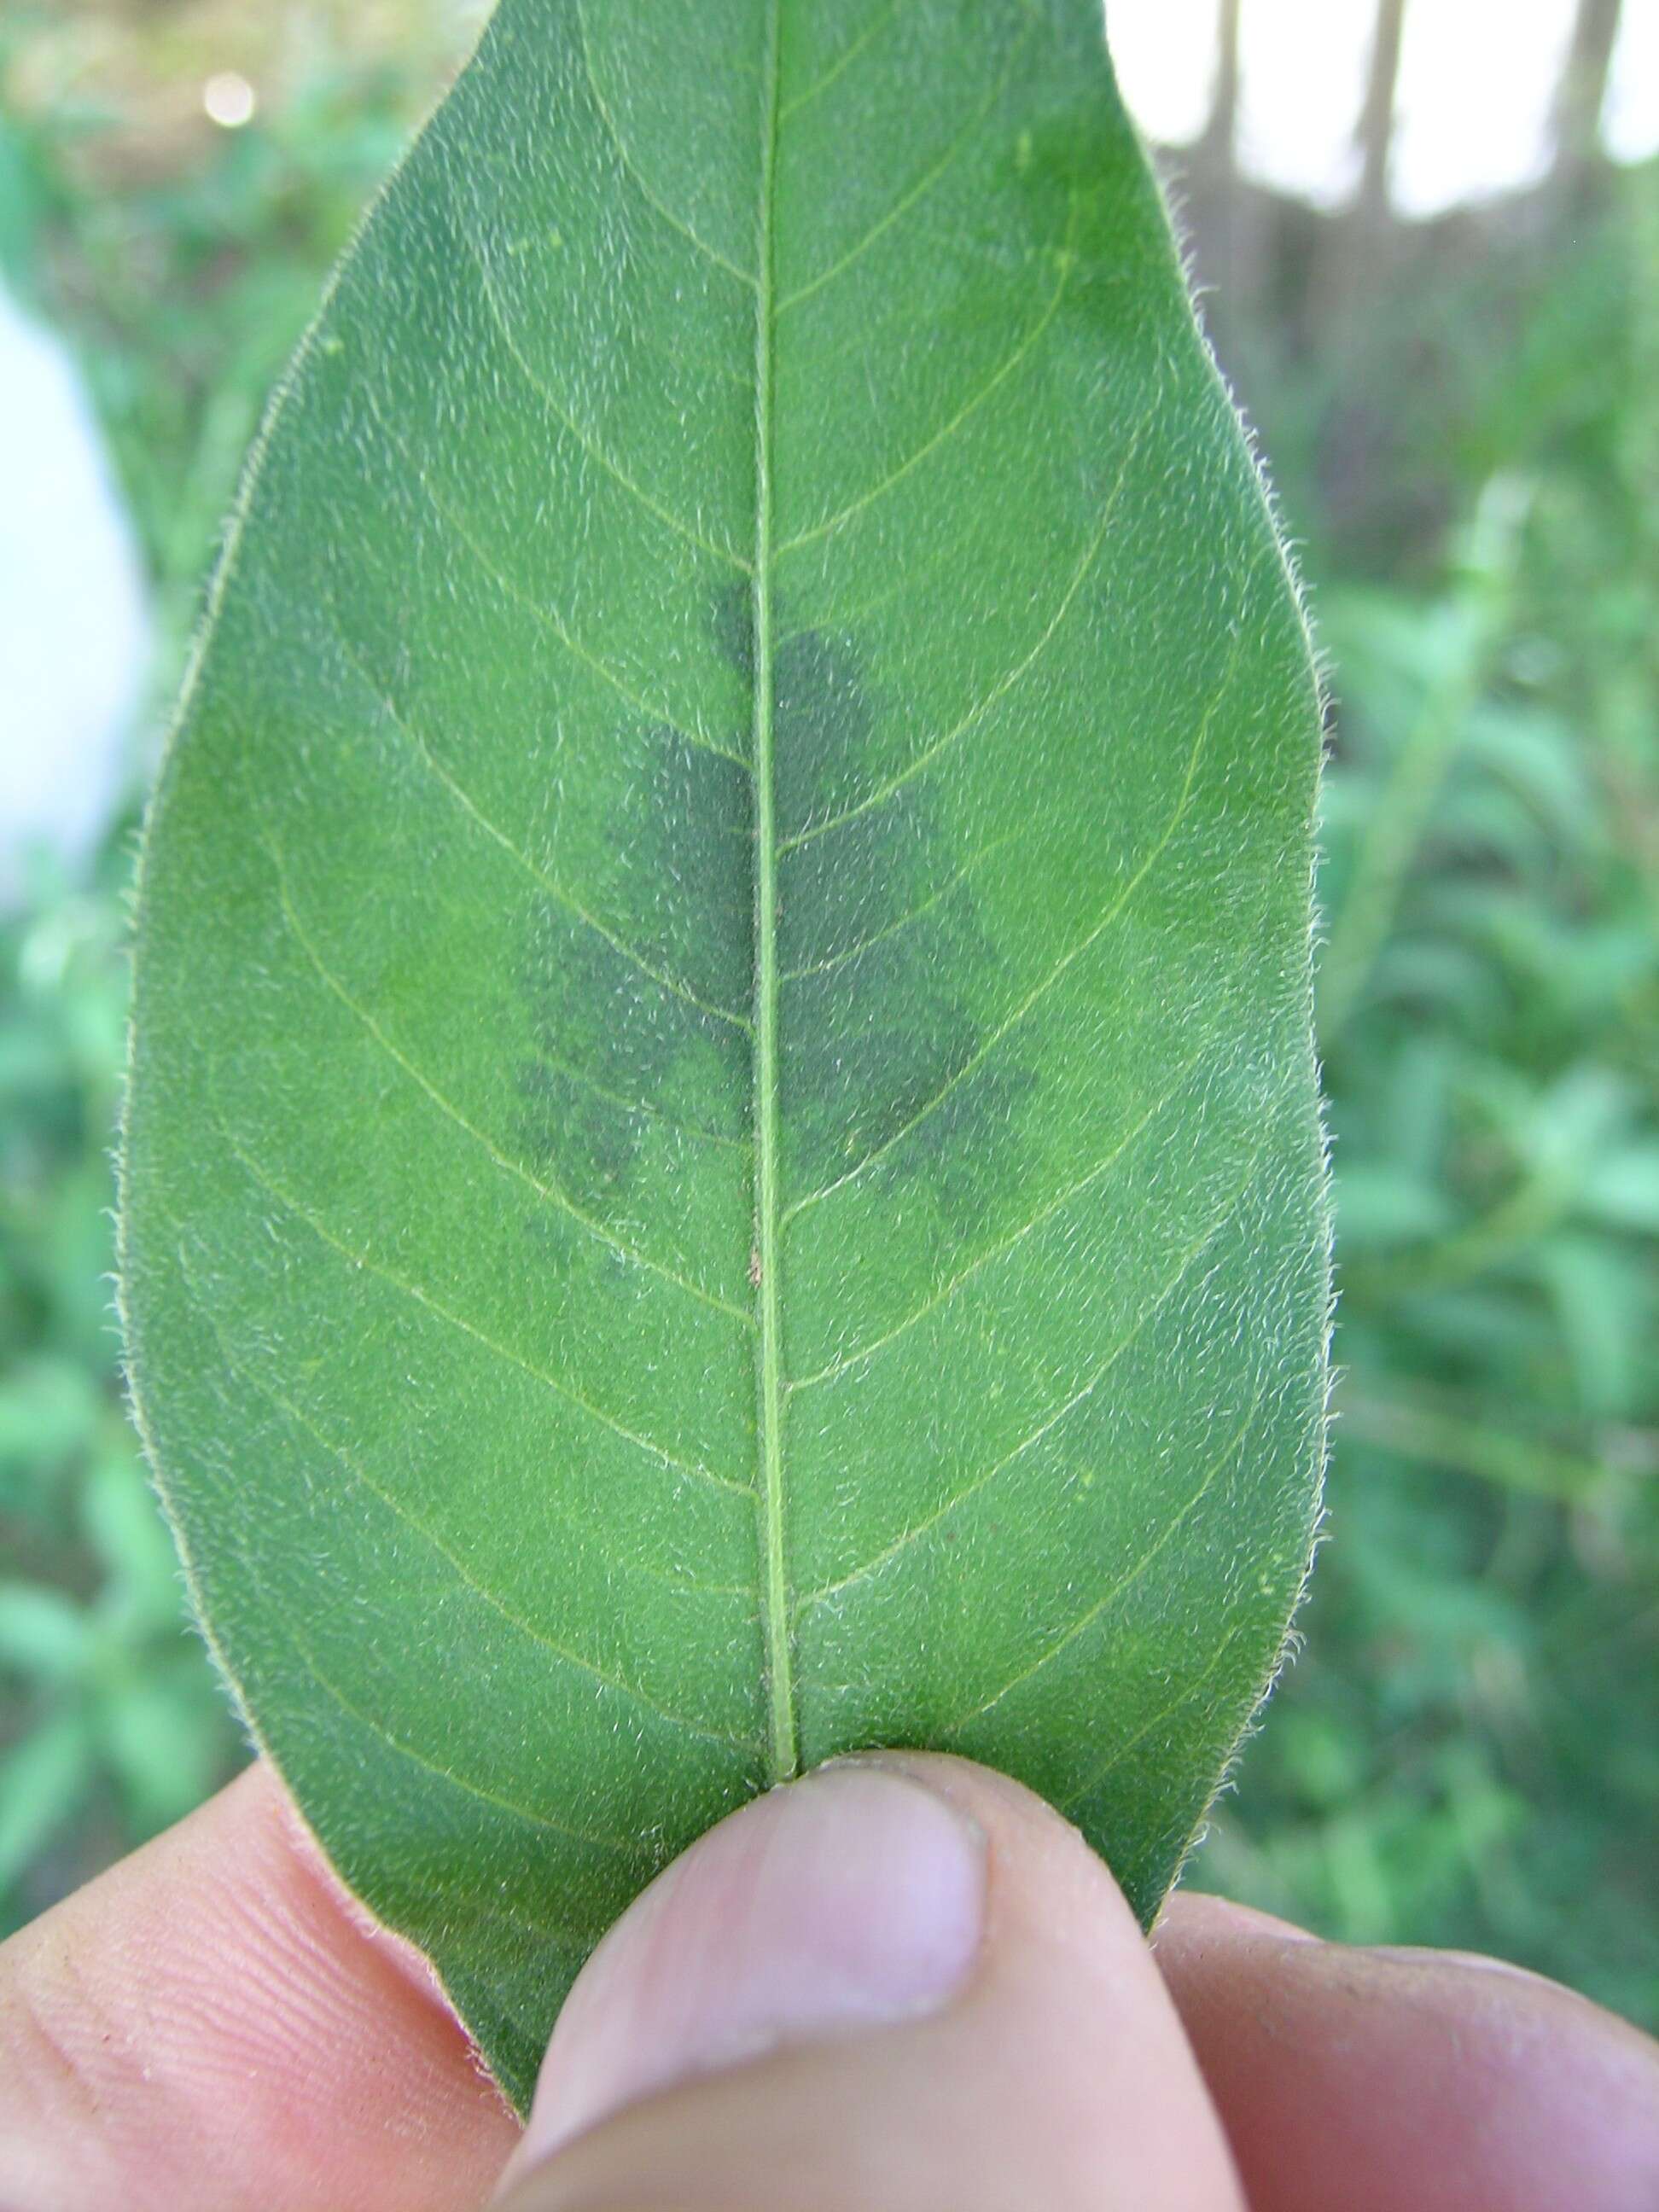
1190, 160, 1659, 2023
2, 3, 1655, 2020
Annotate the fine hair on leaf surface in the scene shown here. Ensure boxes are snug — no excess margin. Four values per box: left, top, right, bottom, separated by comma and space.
119, 0, 1329, 2110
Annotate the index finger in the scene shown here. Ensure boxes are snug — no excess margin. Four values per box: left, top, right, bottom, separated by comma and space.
0, 1761, 518, 2212
1155, 1891, 1659, 2212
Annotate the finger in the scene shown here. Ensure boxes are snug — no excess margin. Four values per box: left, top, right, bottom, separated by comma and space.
1155, 1891, 1659, 2212
0, 1761, 518, 2212
497, 1753, 1244, 2212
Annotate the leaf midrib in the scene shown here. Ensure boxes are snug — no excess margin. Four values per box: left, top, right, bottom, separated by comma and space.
751, 0, 795, 1784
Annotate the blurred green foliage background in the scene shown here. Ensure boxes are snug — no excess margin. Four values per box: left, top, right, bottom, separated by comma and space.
2, 1, 1655, 2024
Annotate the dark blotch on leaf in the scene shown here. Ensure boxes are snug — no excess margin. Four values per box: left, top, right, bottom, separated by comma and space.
615, 727, 753, 1017
783, 831, 1034, 1225
772, 628, 875, 834
714, 580, 876, 835
713, 577, 754, 685
768, 623, 1031, 1216
515, 719, 750, 1213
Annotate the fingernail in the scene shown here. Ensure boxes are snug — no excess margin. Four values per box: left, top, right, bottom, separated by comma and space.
511, 1761, 987, 2172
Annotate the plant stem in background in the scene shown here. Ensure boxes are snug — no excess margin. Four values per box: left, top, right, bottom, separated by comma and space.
1318, 480, 1528, 1043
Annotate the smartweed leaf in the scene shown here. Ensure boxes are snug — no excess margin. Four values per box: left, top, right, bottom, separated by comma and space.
121, 0, 1330, 2106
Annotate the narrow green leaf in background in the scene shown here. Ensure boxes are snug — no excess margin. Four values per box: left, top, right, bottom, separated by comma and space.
119, 0, 1329, 2107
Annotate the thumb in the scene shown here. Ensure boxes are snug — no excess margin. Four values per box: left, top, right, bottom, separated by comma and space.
493, 1754, 1243, 2212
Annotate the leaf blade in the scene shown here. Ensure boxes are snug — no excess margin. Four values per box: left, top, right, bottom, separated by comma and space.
121, 0, 1329, 2110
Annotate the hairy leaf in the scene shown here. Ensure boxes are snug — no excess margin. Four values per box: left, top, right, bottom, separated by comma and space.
121, 0, 1329, 2108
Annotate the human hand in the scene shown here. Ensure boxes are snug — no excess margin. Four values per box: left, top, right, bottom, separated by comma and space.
3, 1755, 1655, 2210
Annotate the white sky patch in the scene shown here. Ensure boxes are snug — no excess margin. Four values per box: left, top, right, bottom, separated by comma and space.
1604, 0, 1659, 165
1236, 0, 1378, 208
0, 286, 148, 906
1107, 0, 1658, 216
1106, 0, 1221, 146
1390, 0, 1579, 218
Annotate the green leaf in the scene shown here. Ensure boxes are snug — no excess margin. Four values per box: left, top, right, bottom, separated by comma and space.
119, 0, 1329, 2108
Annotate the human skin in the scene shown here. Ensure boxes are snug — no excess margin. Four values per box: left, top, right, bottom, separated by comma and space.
1, 1755, 1655, 2211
